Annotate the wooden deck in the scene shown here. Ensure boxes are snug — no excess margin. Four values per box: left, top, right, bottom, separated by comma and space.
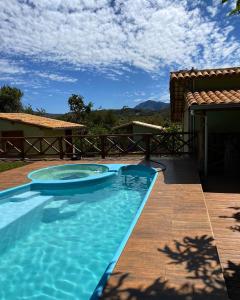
0, 158, 229, 299
102, 158, 228, 299
204, 177, 240, 300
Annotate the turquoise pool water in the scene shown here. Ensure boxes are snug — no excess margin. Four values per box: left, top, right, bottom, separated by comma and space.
28, 164, 109, 182
0, 165, 156, 300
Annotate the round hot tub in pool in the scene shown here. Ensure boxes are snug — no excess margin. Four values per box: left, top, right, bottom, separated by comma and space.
28, 164, 110, 183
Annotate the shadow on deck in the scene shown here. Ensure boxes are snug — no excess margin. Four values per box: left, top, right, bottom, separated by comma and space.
203, 174, 240, 300
103, 235, 229, 300
202, 175, 240, 194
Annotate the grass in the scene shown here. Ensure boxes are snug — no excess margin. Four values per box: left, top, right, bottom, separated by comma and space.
0, 161, 29, 173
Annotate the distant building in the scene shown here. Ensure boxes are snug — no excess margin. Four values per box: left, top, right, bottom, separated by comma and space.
170, 66, 240, 175
0, 113, 85, 156
113, 121, 164, 134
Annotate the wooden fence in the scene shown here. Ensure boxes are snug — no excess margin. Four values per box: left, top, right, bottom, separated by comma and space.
0, 132, 195, 160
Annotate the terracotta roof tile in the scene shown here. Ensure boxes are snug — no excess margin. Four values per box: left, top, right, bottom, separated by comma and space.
171, 66, 240, 80
186, 90, 240, 106
0, 113, 85, 129
170, 66, 240, 121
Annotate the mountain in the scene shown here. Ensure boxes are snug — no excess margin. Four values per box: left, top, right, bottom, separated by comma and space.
134, 100, 169, 111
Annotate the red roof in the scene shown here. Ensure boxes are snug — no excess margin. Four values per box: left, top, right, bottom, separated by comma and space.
186, 90, 240, 106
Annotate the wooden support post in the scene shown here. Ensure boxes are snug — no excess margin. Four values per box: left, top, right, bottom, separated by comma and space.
204, 114, 208, 177
145, 134, 151, 160
21, 138, 25, 161
197, 111, 205, 173
189, 110, 195, 153
39, 137, 43, 155
100, 135, 106, 159
58, 137, 64, 159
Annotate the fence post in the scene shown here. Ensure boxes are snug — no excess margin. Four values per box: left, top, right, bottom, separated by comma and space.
100, 135, 106, 159
39, 137, 43, 155
58, 137, 64, 159
21, 138, 25, 161
145, 134, 151, 160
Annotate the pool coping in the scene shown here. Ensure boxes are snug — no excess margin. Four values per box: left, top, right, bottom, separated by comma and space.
0, 182, 32, 200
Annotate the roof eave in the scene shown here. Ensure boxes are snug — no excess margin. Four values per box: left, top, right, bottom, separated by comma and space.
189, 103, 240, 111
50, 125, 86, 130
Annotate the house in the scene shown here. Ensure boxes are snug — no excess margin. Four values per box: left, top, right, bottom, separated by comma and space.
0, 113, 85, 156
112, 121, 165, 156
170, 66, 240, 175
113, 121, 164, 134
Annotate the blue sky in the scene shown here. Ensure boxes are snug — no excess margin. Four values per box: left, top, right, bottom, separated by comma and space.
0, 0, 239, 113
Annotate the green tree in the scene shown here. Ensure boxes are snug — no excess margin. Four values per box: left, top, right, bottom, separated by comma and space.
0, 85, 23, 112
23, 104, 46, 116
68, 94, 93, 122
222, 0, 240, 15
35, 107, 47, 116
104, 110, 117, 128
23, 104, 34, 114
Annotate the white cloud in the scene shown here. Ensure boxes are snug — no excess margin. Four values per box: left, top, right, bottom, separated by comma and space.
0, 59, 26, 75
0, 59, 27, 85
134, 91, 146, 96
0, 76, 26, 85
0, 58, 78, 84
0, 0, 239, 75
37, 72, 78, 82
134, 98, 145, 103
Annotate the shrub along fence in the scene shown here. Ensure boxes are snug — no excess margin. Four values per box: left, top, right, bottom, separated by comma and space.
0, 132, 195, 160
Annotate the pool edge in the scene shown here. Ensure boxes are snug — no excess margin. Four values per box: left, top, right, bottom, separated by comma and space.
28, 163, 112, 184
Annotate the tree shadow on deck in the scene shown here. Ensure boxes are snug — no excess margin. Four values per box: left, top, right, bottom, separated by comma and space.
220, 206, 240, 232
101, 235, 232, 300
219, 207, 240, 299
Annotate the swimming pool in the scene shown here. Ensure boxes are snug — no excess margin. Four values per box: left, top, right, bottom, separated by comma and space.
0, 164, 157, 300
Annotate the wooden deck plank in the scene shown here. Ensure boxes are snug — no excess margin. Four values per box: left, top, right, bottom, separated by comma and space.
204, 181, 240, 300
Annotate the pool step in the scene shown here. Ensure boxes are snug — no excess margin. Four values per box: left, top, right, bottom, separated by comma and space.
42, 199, 71, 223
44, 199, 68, 210
0, 195, 53, 230
0, 194, 53, 254
9, 191, 41, 202
60, 204, 81, 214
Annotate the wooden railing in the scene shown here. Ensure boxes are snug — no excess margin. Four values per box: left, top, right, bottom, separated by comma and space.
0, 132, 195, 160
